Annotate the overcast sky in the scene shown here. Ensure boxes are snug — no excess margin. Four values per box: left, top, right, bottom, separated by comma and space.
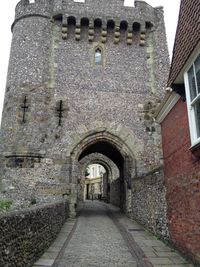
0, 0, 181, 122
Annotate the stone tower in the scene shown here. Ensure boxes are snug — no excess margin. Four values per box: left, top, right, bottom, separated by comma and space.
0, 0, 169, 215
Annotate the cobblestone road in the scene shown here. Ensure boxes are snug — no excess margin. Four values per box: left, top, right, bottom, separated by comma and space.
55, 201, 138, 267
34, 201, 194, 267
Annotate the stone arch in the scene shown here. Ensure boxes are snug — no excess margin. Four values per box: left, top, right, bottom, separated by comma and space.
94, 18, 102, 28
67, 16, 76, 25
132, 22, 141, 31
80, 17, 89, 40
120, 20, 128, 31
68, 121, 143, 160
81, 17, 89, 27
120, 20, 128, 40
71, 131, 134, 162
94, 45, 103, 65
93, 18, 102, 41
70, 131, 135, 213
107, 20, 115, 30
107, 20, 115, 40
77, 153, 120, 205
145, 21, 153, 30
79, 153, 120, 182
67, 16, 76, 38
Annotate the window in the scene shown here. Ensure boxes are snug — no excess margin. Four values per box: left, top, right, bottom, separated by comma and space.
184, 53, 200, 145
95, 48, 102, 65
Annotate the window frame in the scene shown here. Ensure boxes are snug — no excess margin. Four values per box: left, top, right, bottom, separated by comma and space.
92, 43, 105, 67
94, 47, 103, 65
184, 52, 200, 147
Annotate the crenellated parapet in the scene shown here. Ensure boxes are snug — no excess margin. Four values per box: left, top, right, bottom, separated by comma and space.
51, 0, 160, 46
54, 15, 153, 46
13, 0, 162, 46
58, 0, 158, 23
13, 0, 53, 30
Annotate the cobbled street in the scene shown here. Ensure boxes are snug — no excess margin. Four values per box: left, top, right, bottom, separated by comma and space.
34, 201, 194, 267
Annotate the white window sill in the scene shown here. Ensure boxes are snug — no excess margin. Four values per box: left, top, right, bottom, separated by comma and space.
190, 139, 200, 157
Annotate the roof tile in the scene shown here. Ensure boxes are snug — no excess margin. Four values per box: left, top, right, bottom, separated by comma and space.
168, 0, 200, 86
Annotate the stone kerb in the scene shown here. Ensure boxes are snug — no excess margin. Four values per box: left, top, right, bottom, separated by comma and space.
0, 200, 69, 267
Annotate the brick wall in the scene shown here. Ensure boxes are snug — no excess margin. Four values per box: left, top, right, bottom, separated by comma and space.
161, 99, 200, 264
168, 0, 200, 85
0, 201, 69, 267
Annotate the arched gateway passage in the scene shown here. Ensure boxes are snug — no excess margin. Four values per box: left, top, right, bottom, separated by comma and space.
78, 153, 120, 206
71, 131, 135, 213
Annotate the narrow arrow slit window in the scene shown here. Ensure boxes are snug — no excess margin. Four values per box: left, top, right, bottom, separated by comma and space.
95, 48, 102, 65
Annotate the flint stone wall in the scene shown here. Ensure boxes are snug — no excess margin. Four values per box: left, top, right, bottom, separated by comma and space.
110, 178, 121, 207
0, 201, 69, 267
131, 167, 169, 239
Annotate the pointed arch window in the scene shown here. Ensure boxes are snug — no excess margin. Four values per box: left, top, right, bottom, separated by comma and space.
95, 48, 102, 65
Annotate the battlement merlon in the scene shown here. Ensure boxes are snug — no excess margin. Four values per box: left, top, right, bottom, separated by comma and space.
58, 0, 162, 28
12, 0, 53, 31
13, 0, 165, 31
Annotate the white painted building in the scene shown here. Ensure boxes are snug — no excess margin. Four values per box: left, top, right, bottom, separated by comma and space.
86, 164, 106, 179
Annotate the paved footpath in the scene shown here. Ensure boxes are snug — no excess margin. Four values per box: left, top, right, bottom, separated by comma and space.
33, 201, 194, 267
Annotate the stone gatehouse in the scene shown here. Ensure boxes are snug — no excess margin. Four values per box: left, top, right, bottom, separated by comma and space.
0, 0, 169, 237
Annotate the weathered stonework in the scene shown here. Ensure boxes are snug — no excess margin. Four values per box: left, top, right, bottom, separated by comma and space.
78, 153, 120, 206
131, 167, 169, 240
0, 201, 69, 267
0, 0, 169, 236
